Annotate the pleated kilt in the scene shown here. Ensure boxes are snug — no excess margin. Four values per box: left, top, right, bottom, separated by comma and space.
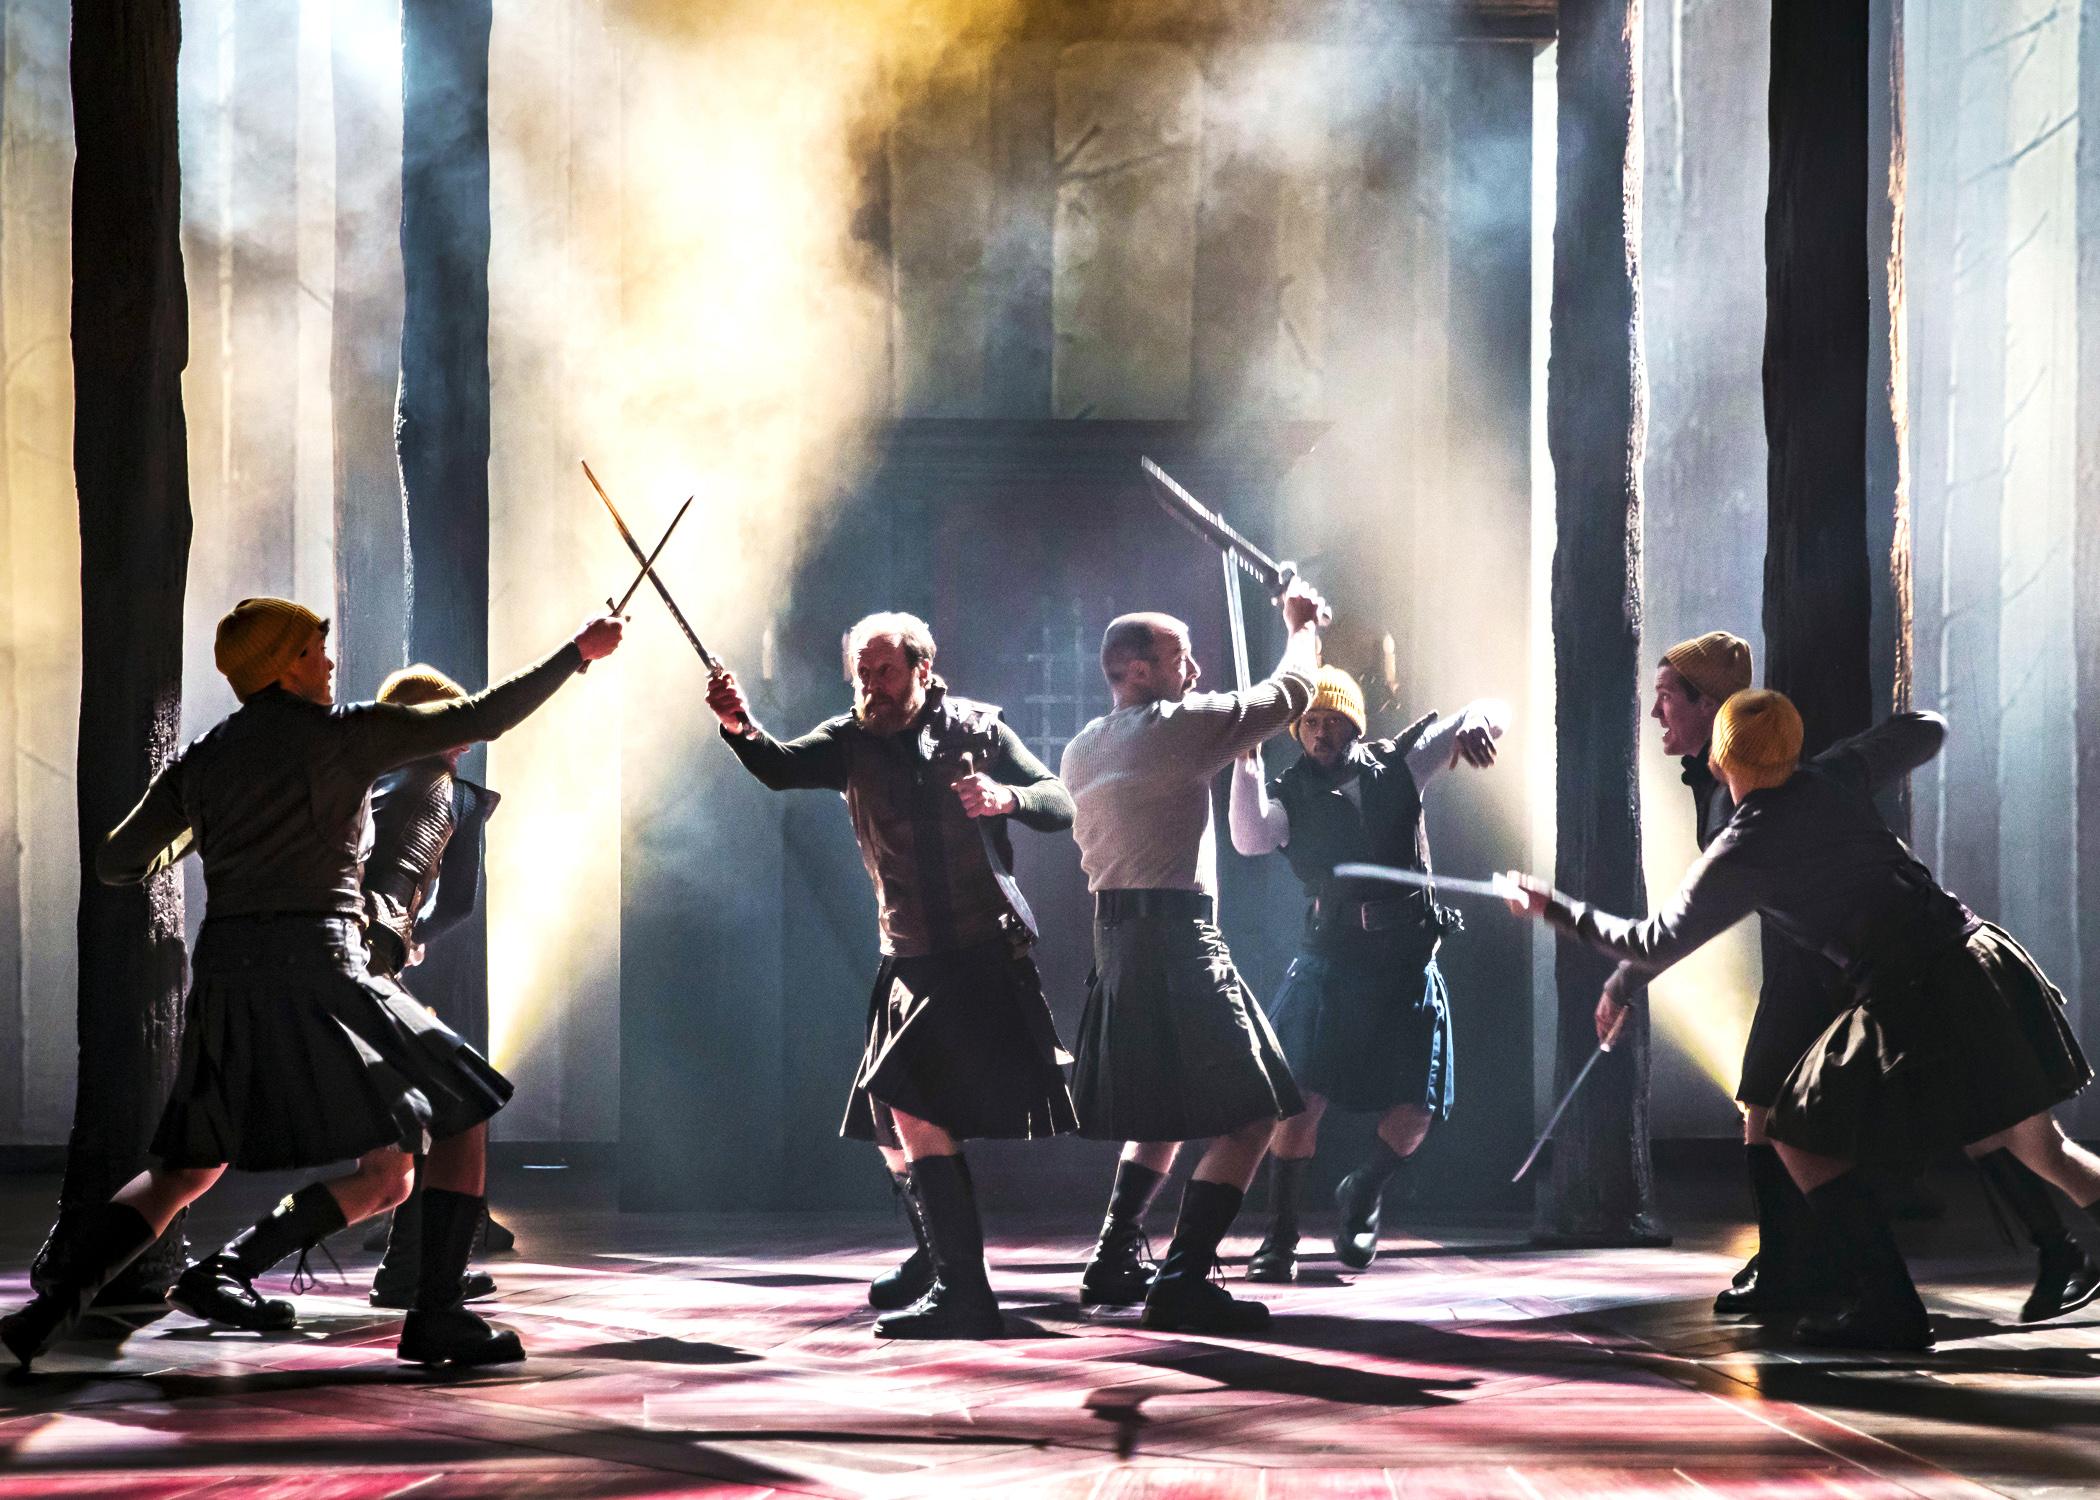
1268, 941, 1455, 1117
1767, 922, 2092, 1164
842, 935, 1079, 1144
151, 914, 513, 1172
1735, 931, 1848, 1109
1072, 895, 1303, 1143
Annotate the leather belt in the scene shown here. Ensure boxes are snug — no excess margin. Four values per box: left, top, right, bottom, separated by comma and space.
1312, 892, 1425, 934
1095, 888, 1213, 925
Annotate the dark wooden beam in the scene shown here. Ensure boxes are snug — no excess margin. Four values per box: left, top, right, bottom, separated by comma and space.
1536, 0, 1662, 1248
60, 0, 194, 1294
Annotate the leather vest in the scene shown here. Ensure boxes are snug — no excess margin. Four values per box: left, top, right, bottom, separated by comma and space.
363, 759, 455, 953
842, 688, 1017, 957
1273, 719, 1441, 957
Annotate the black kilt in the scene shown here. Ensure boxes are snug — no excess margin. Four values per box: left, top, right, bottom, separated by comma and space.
1269, 942, 1455, 1117
1072, 903, 1303, 1142
842, 936, 1079, 1144
1736, 931, 1849, 1109
151, 915, 512, 1172
1767, 923, 2091, 1164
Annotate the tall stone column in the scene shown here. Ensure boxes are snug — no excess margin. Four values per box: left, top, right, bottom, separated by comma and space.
59, 0, 194, 1293
1538, 0, 1665, 1247
1764, 0, 1874, 756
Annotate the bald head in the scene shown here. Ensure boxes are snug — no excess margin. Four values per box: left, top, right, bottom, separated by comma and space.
1102, 612, 1197, 705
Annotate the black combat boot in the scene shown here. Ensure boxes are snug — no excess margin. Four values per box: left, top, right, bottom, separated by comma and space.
1081, 1158, 1165, 1307
370, 1187, 498, 1308
1793, 1173, 1934, 1352
1247, 1157, 1305, 1284
3, 1203, 159, 1369
1713, 1146, 1769, 1315
875, 1155, 1003, 1340
1975, 1149, 2100, 1323
1718, 1145, 1848, 1323
1142, 1179, 1271, 1334
170, 1184, 346, 1332
396, 1189, 523, 1368
1333, 1138, 1407, 1270
869, 1169, 935, 1311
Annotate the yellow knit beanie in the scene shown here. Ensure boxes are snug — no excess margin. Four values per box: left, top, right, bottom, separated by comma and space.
1661, 631, 1754, 704
1711, 689, 1803, 791
1297, 665, 1367, 739
378, 663, 466, 707
215, 597, 326, 699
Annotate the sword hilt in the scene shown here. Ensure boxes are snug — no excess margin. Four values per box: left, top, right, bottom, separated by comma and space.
577, 594, 622, 675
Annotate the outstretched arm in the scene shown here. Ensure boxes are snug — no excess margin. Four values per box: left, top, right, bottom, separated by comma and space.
1817, 711, 1947, 795
344, 617, 621, 780
706, 666, 851, 792
1404, 698, 1510, 787
1228, 749, 1290, 855
1510, 839, 1768, 979
98, 763, 193, 885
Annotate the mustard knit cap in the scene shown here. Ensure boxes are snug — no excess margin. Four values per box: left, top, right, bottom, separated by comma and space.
1299, 665, 1367, 738
1661, 631, 1754, 704
1711, 689, 1803, 791
378, 663, 466, 707
215, 597, 325, 699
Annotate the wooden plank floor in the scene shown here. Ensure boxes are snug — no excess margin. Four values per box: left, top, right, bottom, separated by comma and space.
1, 1169, 2096, 1498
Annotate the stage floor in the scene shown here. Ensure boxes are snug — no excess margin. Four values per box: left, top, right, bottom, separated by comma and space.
2, 1166, 2097, 1498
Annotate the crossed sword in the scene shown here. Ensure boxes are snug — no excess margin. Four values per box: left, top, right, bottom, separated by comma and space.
580, 460, 748, 730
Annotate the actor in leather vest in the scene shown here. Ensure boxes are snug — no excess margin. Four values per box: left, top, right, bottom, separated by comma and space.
1229, 666, 1505, 1284
709, 611, 1076, 1341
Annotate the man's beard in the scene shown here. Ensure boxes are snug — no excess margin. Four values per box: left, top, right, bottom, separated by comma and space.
856, 689, 921, 735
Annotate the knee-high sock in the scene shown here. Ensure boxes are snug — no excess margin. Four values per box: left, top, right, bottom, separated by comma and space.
906, 1155, 992, 1296
1265, 1156, 1305, 1240
1153, 1179, 1245, 1288
1803, 1171, 1926, 1317
1102, 1158, 1166, 1237
1977, 1149, 2075, 1247
224, 1184, 348, 1278
416, 1189, 485, 1313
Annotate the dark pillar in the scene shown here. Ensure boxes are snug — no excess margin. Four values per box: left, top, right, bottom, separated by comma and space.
397, 0, 493, 1051
1865, 0, 1911, 762
61, 0, 194, 1292
1764, 0, 1873, 757
1762, 2, 1886, 1140
1538, 0, 1664, 1247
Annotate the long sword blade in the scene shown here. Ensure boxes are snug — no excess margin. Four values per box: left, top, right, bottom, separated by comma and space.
579, 460, 727, 676
1223, 549, 1251, 692
1332, 862, 1522, 903
1140, 457, 1289, 588
1513, 1043, 1608, 1183
611, 494, 694, 614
